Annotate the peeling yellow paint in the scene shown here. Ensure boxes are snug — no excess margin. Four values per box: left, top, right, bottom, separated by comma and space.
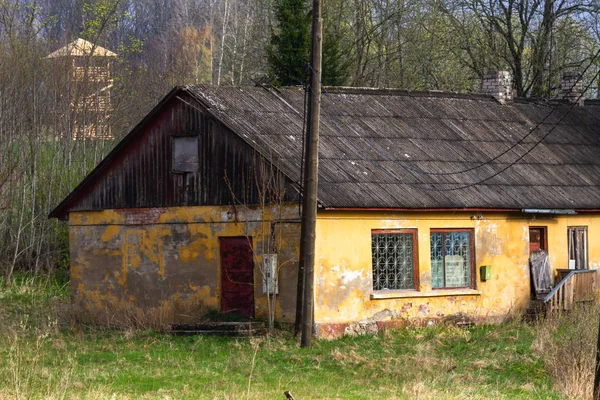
100, 225, 120, 242
178, 236, 207, 264
119, 232, 129, 286
69, 205, 300, 325
71, 205, 600, 330
314, 211, 600, 326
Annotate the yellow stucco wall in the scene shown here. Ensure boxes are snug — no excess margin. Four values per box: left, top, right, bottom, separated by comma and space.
313, 211, 600, 333
69, 205, 300, 326
70, 205, 600, 333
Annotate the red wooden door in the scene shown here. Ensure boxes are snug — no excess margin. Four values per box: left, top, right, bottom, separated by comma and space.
219, 237, 255, 318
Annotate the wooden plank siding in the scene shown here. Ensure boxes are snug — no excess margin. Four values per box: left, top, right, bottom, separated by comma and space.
51, 85, 600, 218
51, 91, 298, 219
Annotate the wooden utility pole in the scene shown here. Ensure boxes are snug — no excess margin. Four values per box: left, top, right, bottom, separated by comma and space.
594, 313, 600, 399
294, 98, 311, 337
299, 0, 323, 348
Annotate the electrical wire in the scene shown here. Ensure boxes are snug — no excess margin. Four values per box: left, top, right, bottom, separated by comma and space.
306, 66, 600, 191
310, 47, 600, 178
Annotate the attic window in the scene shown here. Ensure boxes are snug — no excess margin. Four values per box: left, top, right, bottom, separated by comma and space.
173, 136, 198, 173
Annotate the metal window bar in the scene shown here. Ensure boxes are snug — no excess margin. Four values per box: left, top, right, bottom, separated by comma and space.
372, 232, 415, 290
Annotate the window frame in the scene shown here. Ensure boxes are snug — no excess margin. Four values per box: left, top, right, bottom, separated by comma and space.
172, 135, 199, 173
529, 226, 548, 253
371, 229, 419, 292
568, 226, 588, 270
430, 228, 476, 290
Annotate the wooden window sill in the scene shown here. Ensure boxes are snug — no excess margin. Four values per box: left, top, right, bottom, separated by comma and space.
370, 289, 482, 300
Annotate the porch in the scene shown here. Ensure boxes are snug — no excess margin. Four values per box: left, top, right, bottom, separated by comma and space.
528, 265, 597, 317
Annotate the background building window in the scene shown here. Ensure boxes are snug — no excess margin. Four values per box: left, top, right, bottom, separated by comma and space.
172, 136, 199, 172
568, 226, 588, 269
431, 229, 474, 289
372, 229, 418, 291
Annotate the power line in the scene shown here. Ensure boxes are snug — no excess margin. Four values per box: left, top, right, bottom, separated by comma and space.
307, 65, 600, 191
313, 48, 600, 178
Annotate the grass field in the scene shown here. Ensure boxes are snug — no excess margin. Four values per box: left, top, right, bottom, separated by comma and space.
0, 274, 572, 399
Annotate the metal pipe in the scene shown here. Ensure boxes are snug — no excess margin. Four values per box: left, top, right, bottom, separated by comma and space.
521, 209, 577, 214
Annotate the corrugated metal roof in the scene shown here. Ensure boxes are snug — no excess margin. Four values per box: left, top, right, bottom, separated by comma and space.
186, 85, 600, 209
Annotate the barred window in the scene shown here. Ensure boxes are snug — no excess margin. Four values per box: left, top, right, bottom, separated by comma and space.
372, 230, 418, 291
431, 229, 474, 289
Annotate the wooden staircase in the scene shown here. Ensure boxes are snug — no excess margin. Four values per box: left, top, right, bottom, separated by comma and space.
527, 269, 597, 320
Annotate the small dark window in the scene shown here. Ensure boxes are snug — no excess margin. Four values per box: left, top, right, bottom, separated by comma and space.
173, 136, 198, 172
529, 227, 547, 253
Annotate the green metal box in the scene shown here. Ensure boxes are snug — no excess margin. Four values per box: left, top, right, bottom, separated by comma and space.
480, 265, 492, 281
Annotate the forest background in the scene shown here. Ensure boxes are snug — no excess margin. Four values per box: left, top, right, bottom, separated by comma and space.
0, 0, 599, 280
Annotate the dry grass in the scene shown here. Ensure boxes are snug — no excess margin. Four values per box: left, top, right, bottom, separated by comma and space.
0, 274, 564, 399
533, 302, 599, 399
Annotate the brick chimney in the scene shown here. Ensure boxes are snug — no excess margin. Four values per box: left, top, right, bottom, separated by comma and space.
559, 71, 585, 105
482, 71, 513, 104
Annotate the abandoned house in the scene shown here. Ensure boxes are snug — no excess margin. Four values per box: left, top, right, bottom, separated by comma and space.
50, 71, 600, 338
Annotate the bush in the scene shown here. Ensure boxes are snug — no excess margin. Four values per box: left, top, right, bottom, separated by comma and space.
533, 303, 599, 399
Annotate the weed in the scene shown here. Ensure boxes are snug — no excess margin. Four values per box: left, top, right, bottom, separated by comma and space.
533, 302, 599, 399
0, 273, 564, 399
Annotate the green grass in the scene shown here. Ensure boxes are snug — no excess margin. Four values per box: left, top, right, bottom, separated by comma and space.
0, 274, 564, 399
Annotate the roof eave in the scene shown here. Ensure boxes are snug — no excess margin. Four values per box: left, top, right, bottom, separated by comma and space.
48, 86, 186, 221
321, 207, 523, 212
322, 207, 600, 214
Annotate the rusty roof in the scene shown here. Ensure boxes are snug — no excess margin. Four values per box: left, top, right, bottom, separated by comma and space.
185, 85, 600, 210
50, 85, 600, 218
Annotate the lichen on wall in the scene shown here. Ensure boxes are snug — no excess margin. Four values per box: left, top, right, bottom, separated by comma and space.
69, 204, 300, 326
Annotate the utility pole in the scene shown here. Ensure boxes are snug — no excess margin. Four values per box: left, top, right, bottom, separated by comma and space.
594, 313, 600, 399
299, 0, 323, 348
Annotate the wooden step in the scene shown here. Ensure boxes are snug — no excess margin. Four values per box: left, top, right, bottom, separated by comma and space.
524, 299, 547, 322
171, 322, 266, 337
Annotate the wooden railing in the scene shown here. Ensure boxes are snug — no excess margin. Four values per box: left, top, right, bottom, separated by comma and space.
543, 269, 597, 312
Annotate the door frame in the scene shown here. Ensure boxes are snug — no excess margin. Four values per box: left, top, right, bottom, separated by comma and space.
529, 226, 548, 253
